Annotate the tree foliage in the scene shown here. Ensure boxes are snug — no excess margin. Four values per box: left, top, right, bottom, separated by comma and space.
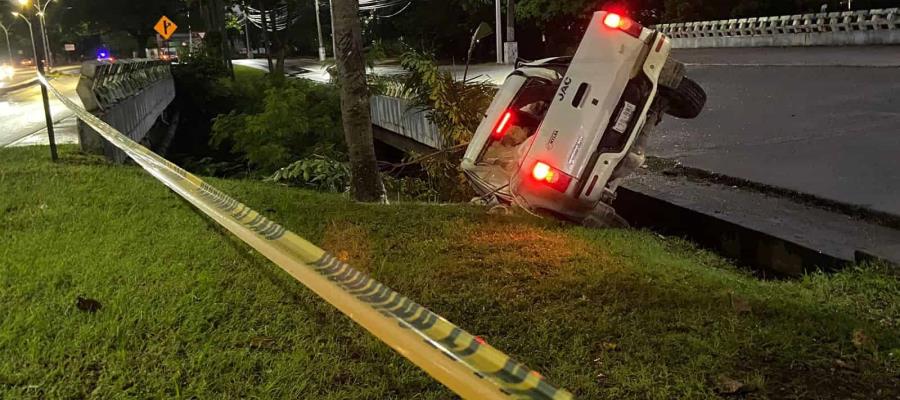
210, 79, 343, 172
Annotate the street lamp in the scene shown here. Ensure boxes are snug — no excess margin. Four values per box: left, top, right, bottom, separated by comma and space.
10, 12, 37, 71
33, 0, 55, 69
11, 7, 57, 162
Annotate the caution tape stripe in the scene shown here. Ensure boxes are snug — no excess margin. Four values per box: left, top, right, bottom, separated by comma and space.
37, 73, 573, 400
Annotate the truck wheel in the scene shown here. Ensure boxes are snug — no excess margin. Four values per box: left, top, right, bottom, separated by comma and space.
660, 77, 706, 119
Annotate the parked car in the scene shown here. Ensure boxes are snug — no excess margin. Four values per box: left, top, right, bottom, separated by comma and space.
461, 11, 706, 227
20, 58, 34, 67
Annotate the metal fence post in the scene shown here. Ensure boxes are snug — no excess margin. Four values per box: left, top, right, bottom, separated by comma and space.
34, 21, 57, 161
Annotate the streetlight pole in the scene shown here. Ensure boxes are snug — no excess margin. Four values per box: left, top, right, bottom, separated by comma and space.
11, 12, 37, 69
0, 22, 12, 65
313, 0, 326, 61
12, 7, 57, 162
34, 0, 52, 69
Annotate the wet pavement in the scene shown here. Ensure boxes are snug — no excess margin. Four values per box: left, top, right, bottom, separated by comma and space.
0, 74, 80, 148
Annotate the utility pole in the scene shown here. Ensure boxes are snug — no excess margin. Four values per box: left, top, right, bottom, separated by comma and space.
505, 0, 516, 64
332, 0, 383, 202
494, 0, 502, 64
313, 0, 326, 61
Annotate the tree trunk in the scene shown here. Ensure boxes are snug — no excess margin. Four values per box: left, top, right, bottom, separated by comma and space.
258, 0, 274, 73
270, 4, 285, 78
332, 0, 382, 202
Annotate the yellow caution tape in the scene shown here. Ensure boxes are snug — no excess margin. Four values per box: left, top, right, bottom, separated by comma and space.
38, 74, 573, 400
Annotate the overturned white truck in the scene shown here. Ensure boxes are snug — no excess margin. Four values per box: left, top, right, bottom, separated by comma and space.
462, 11, 706, 227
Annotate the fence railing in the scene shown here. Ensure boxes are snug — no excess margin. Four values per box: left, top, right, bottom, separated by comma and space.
76, 60, 176, 163
655, 8, 897, 38
653, 8, 899, 47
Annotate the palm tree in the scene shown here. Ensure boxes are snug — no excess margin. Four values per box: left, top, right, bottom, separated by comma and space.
332, 0, 382, 202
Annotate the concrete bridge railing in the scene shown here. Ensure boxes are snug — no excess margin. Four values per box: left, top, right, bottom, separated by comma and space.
653, 8, 899, 48
76, 59, 176, 163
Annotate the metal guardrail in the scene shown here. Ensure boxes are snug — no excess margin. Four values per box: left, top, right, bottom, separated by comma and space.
654, 8, 898, 38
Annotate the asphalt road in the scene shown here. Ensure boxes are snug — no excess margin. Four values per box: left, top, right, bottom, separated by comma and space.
0, 74, 80, 147
654, 47, 900, 216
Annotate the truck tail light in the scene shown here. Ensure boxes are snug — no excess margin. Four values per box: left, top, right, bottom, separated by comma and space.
602, 12, 643, 38
532, 162, 572, 192
492, 110, 514, 140
603, 13, 622, 28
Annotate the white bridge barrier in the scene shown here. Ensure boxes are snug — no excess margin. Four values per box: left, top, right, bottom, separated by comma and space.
653, 8, 899, 48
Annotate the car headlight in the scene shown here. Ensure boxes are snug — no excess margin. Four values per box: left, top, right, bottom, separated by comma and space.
0, 66, 13, 80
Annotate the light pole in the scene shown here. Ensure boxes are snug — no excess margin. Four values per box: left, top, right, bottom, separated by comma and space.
0, 21, 12, 65
12, 5, 58, 162
11, 12, 37, 70
33, 0, 53, 69
313, 0, 326, 61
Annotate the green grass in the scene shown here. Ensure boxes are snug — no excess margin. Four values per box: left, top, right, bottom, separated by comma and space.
1, 146, 898, 399
233, 65, 267, 81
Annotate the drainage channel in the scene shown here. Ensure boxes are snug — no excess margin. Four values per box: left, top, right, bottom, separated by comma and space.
614, 171, 900, 278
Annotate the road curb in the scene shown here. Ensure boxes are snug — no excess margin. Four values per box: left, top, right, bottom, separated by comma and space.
614, 186, 848, 277
0, 77, 39, 95
644, 156, 900, 231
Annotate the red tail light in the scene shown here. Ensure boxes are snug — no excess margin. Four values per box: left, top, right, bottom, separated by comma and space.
492, 110, 514, 140
601, 12, 643, 38
531, 162, 572, 192
603, 13, 622, 28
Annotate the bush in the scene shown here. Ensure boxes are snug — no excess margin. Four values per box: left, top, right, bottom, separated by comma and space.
269, 154, 440, 202
210, 79, 343, 173
268, 153, 351, 193
395, 50, 498, 202
170, 55, 268, 170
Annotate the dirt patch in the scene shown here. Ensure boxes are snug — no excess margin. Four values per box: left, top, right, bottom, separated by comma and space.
320, 220, 373, 272
447, 222, 597, 280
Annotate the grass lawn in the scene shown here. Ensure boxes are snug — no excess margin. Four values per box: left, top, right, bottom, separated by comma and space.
1, 146, 898, 399
233, 64, 268, 81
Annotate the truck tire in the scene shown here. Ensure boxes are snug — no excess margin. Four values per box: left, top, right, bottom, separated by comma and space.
660, 77, 706, 119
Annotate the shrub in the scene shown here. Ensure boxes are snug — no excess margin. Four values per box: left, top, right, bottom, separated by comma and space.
268, 154, 351, 193
210, 79, 343, 173
395, 50, 498, 202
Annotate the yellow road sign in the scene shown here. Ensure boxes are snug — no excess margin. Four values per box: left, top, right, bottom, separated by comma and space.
154, 15, 178, 40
